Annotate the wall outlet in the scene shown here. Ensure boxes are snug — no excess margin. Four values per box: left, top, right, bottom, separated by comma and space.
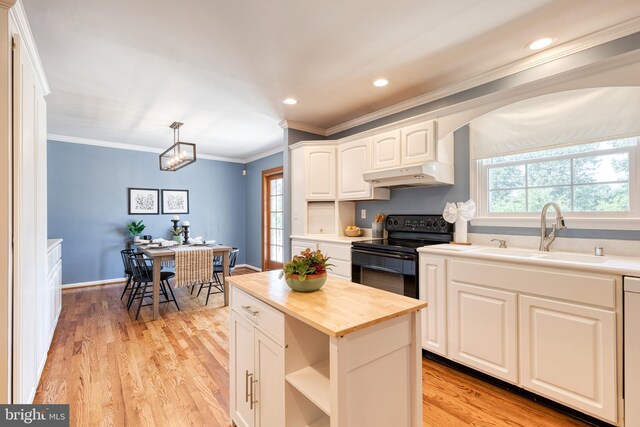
360, 209, 366, 219
242, 169, 247, 176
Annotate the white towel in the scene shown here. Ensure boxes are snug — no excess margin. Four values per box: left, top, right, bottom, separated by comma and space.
160, 240, 178, 247
152, 238, 165, 244
188, 236, 204, 244
205, 240, 216, 245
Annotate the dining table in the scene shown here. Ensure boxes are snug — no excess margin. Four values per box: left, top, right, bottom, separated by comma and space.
137, 243, 233, 320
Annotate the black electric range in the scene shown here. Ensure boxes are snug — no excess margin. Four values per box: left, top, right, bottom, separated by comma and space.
351, 215, 453, 298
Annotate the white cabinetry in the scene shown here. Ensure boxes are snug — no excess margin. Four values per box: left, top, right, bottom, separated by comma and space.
338, 138, 390, 201
519, 295, 617, 422
230, 288, 284, 427
418, 256, 446, 356
372, 129, 402, 170
448, 282, 518, 383
291, 239, 352, 280
401, 120, 436, 165
305, 146, 336, 201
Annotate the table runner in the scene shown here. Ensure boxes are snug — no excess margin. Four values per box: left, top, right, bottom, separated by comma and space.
170, 246, 215, 287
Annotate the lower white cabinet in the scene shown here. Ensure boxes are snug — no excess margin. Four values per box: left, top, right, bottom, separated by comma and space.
448, 281, 518, 384
291, 239, 352, 280
519, 295, 617, 422
419, 256, 447, 356
230, 289, 285, 427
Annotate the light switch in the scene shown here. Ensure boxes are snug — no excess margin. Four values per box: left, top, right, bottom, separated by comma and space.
361, 209, 366, 219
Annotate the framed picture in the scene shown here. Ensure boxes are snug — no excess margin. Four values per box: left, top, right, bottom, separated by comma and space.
162, 189, 189, 214
128, 188, 159, 215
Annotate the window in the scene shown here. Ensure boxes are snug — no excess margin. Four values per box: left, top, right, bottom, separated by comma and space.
475, 136, 639, 221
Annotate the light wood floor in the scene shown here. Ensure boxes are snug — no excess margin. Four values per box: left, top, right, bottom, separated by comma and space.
35, 268, 588, 427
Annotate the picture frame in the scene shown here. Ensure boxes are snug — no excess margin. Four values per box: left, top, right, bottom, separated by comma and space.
128, 188, 160, 215
162, 189, 189, 214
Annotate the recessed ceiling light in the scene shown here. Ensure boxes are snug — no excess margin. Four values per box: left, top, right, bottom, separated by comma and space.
373, 79, 389, 87
527, 37, 554, 50
283, 98, 298, 105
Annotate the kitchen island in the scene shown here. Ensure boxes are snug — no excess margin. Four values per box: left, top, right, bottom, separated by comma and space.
228, 270, 426, 427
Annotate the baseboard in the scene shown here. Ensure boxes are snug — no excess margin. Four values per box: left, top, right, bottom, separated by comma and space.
236, 264, 262, 272
62, 277, 127, 290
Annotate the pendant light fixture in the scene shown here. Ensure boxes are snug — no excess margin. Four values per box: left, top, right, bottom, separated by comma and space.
159, 121, 197, 171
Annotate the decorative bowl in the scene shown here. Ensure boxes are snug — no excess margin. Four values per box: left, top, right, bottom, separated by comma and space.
285, 273, 327, 292
344, 227, 363, 237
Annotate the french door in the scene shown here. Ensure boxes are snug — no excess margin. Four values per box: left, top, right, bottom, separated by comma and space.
262, 167, 284, 271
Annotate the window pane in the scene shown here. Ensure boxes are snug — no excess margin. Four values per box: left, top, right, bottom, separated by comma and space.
275, 178, 283, 195
270, 213, 277, 227
573, 153, 629, 184
489, 189, 526, 212
489, 165, 525, 190
276, 213, 283, 228
574, 183, 629, 211
276, 195, 283, 212
275, 246, 283, 263
270, 229, 276, 244
270, 179, 276, 193
270, 245, 278, 261
528, 187, 571, 212
270, 196, 277, 212
527, 159, 570, 187
276, 230, 283, 246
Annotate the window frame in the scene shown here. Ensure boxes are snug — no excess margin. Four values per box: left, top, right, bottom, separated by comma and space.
471, 138, 640, 230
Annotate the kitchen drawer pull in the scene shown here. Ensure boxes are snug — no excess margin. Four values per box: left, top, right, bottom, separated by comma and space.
245, 370, 251, 403
242, 305, 259, 316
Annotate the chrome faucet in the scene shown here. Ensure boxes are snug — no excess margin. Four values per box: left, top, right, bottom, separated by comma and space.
539, 202, 567, 251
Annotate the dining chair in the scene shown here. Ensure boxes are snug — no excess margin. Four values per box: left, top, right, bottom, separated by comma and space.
120, 249, 136, 300
128, 253, 180, 319
197, 248, 239, 305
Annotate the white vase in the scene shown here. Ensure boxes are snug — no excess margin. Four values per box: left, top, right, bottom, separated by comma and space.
454, 218, 468, 244
133, 235, 141, 242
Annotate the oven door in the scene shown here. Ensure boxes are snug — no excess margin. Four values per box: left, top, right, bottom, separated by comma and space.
351, 248, 418, 298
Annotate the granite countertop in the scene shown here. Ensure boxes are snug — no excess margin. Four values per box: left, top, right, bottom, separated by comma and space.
419, 244, 640, 277
228, 270, 425, 337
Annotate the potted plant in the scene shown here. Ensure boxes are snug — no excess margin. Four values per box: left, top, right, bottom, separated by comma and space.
279, 248, 332, 292
171, 226, 184, 244
127, 220, 146, 242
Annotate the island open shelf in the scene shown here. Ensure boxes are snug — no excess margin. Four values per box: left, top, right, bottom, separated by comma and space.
228, 270, 426, 427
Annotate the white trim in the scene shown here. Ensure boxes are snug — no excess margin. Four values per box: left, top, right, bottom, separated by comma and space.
325, 17, 640, 136
243, 145, 284, 163
62, 277, 126, 290
279, 120, 327, 136
9, 0, 49, 95
48, 133, 249, 163
236, 263, 262, 272
471, 216, 640, 230
288, 139, 338, 150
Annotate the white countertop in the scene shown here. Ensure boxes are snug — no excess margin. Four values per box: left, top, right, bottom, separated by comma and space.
47, 239, 63, 251
419, 244, 640, 277
290, 234, 383, 244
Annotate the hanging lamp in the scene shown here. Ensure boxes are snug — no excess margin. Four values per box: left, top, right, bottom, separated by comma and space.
159, 121, 197, 171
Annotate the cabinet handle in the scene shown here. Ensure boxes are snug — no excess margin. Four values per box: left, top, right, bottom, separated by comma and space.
242, 305, 259, 316
245, 370, 251, 403
250, 377, 258, 410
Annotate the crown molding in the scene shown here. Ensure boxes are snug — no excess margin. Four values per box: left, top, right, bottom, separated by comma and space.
243, 145, 284, 163
279, 120, 327, 136
325, 17, 640, 136
10, 0, 50, 95
47, 134, 249, 163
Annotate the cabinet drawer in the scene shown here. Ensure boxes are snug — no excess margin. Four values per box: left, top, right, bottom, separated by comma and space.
330, 259, 351, 279
47, 244, 61, 272
232, 287, 284, 344
318, 242, 351, 261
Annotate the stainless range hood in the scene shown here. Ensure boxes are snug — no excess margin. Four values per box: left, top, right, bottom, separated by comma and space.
363, 161, 454, 188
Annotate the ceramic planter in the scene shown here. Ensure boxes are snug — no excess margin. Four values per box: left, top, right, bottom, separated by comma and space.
285, 273, 327, 292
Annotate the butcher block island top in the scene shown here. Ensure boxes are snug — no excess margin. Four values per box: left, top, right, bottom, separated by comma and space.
227, 270, 426, 337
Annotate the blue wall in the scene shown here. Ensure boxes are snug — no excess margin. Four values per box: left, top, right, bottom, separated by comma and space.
48, 141, 247, 284
244, 152, 284, 268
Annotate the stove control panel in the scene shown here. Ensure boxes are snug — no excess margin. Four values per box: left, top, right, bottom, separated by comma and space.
385, 215, 452, 233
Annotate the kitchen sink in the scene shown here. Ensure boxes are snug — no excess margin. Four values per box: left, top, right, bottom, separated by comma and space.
473, 248, 542, 258
539, 253, 608, 264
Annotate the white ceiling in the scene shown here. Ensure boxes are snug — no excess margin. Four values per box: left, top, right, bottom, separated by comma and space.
22, 0, 640, 159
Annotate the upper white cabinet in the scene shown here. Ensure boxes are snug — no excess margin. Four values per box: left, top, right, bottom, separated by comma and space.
372, 129, 402, 170
305, 146, 336, 200
401, 120, 436, 165
519, 295, 617, 423
337, 138, 390, 201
